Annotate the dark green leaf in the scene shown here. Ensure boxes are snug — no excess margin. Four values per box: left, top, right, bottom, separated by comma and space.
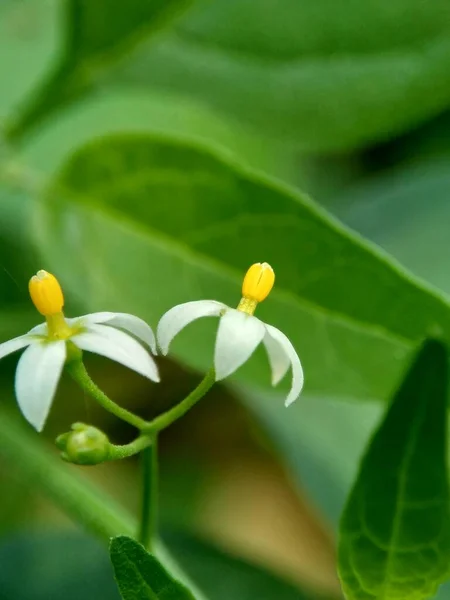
115, 0, 450, 150
110, 535, 197, 600
7, 0, 194, 137
338, 340, 450, 599
27, 131, 450, 402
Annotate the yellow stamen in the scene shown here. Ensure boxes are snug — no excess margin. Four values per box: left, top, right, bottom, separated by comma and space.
29, 270, 72, 339
237, 262, 275, 315
29, 270, 64, 316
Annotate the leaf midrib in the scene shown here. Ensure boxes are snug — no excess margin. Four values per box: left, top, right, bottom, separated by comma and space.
377, 393, 428, 598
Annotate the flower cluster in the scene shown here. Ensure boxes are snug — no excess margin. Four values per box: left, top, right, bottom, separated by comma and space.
0, 263, 303, 431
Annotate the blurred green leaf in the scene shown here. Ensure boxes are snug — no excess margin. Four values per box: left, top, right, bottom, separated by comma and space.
0, 531, 320, 600
240, 386, 383, 527
14, 89, 296, 181
331, 159, 450, 296
7, 0, 194, 137
338, 340, 450, 600
0, 532, 121, 600
114, 0, 450, 151
25, 130, 450, 401
0, 0, 59, 124
0, 405, 208, 600
165, 530, 319, 600
111, 536, 196, 600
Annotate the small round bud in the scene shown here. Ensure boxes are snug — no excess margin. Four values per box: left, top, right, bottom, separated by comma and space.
242, 262, 275, 303
56, 423, 110, 465
29, 270, 64, 316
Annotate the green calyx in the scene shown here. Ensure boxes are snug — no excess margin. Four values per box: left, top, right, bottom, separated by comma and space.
56, 422, 111, 465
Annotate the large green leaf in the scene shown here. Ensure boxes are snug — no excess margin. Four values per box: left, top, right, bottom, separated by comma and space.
111, 536, 197, 600
7, 0, 195, 137
23, 126, 450, 402
338, 340, 450, 600
114, 0, 450, 150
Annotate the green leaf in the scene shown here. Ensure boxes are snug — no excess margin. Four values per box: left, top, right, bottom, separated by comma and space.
7, 0, 195, 137
0, 531, 324, 600
110, 536, 197, 600
114, 0, 450, 150
24, 127, 450, 402
0, 0, 59, 123
338, 339, 450, 600
164, 530, 321, 600
331, 159, 450, 296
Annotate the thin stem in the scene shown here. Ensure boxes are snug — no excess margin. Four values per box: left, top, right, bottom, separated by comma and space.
143, 368, 216, 434
139, 435, 158, 549
107, 435, 153, 461
66, 360, 148, 430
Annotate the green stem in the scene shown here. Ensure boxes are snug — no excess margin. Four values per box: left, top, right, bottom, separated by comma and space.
108, 435, 153, 461
66, 360, 148, 430
140, 435, 158, 549
144, 368, 216, 434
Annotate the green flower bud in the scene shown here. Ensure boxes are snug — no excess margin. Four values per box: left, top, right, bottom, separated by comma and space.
56, 422, 110, 465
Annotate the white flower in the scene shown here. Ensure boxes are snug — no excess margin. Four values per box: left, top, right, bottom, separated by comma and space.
157, 263, 303, 406
0, 270, 158, 431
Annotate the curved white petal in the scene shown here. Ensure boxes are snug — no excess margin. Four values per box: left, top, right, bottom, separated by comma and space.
106, 314, 157, 354
27, 322, 48, 336
74, 312, 157, 353
214, 309, 265, 380
72, 324, 159, 382
0, 334, 34, 360
157, 300, 225, 355
262, 328, 291, 385
15, 341, 66, 431
264, 324, 304, 406
71, 312, 117, 326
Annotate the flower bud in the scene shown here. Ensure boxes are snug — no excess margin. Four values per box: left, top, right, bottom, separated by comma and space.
29, 270, 64, 316
56, 423, 110, 465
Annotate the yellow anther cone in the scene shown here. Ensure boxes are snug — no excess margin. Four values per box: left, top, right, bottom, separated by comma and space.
29, 270, 64, 316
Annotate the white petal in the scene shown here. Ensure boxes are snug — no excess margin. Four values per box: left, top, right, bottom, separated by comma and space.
27, 322, 48, 336
264, 324, 304, 406
262, 328, 292, 385
15, 341, 66, 431
0, 334, 34, 360
106, 314, 157, 353
74, 312, 157, 353
157, 300, 225, 355
70, 312, 117, 326
72, 324, 159, 382
214, 309, 265, 380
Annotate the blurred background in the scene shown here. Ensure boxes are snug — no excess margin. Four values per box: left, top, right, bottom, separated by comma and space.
1, 0, 450, 598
